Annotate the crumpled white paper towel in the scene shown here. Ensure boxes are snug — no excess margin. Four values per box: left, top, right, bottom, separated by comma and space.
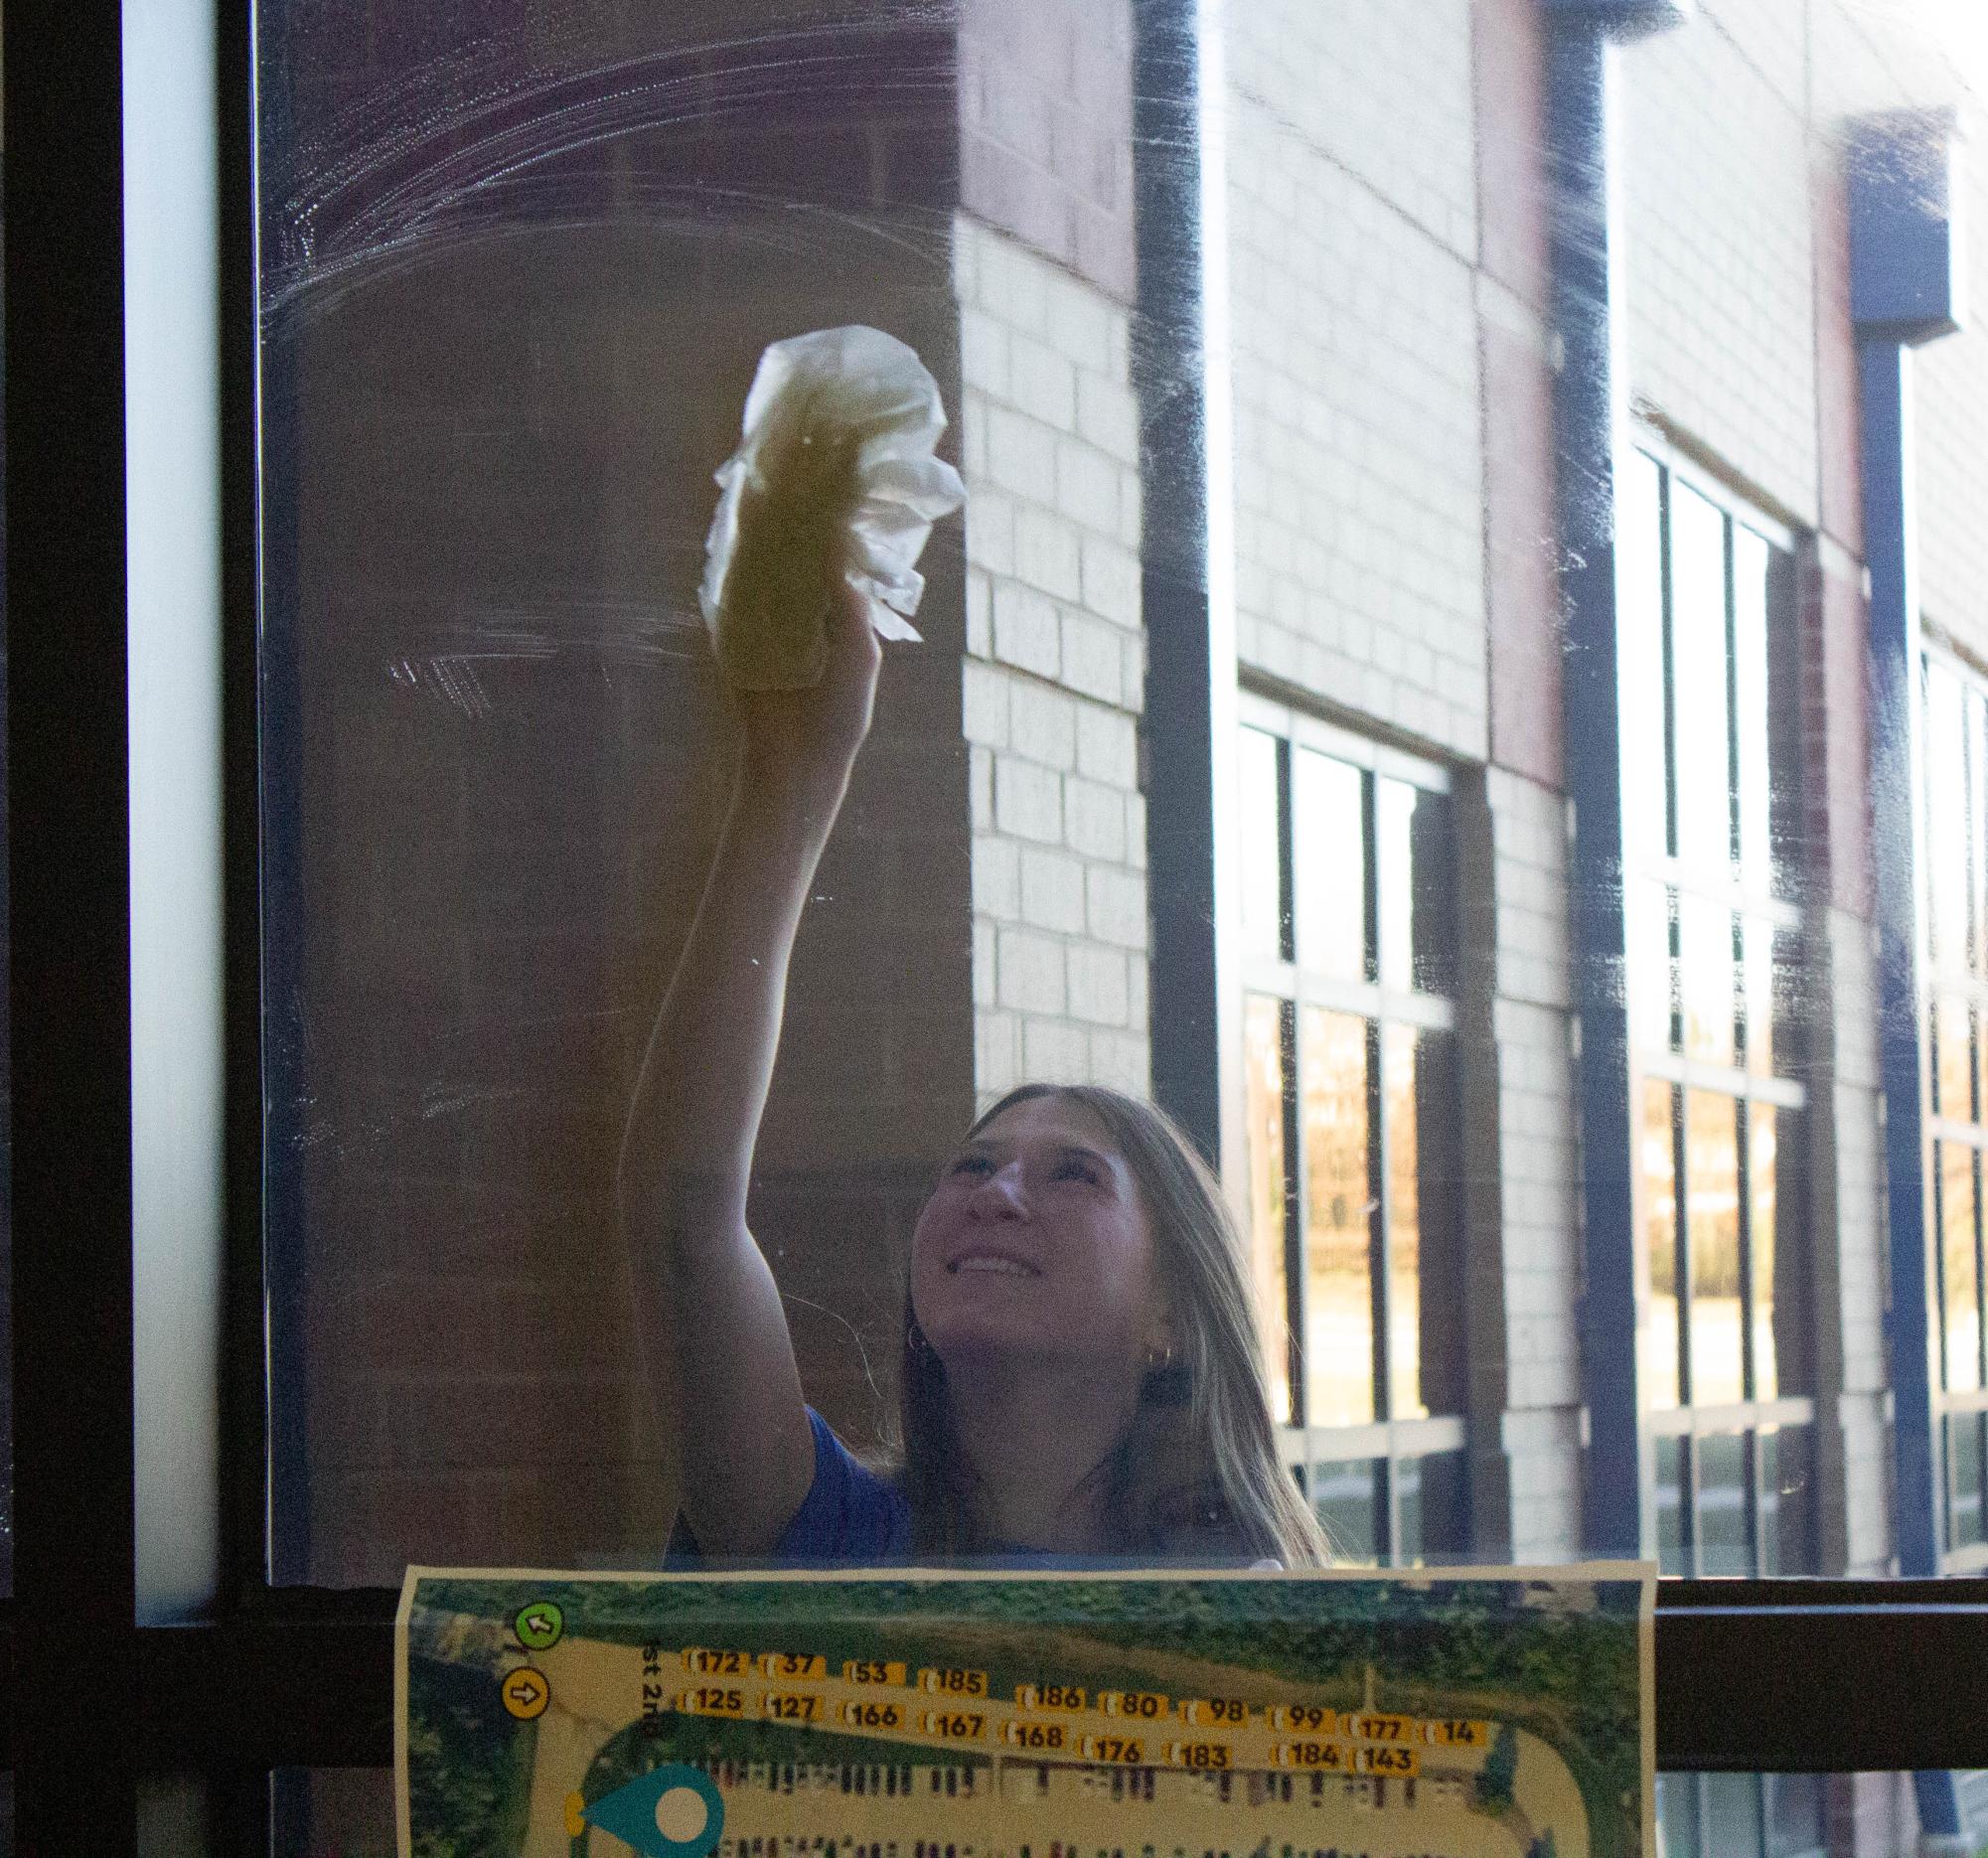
699, 325, 968, 691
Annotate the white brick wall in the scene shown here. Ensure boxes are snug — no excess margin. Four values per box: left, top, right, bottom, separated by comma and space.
956, 212, 1149, 1109
1225, 101, 1488, 761
1916, 106, 1988, 659
1617, 13, 1820, 526
1223, 0, 1479, 265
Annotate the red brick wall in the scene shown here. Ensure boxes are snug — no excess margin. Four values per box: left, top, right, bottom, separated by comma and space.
268, 6, 979, 1583
958, 0, 1137, 302
1473, 0, 1563, 792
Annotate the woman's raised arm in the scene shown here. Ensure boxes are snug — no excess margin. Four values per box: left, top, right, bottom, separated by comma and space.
616, 585, 883, 1557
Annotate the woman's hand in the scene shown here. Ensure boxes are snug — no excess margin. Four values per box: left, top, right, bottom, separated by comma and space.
730, 578, 883, 802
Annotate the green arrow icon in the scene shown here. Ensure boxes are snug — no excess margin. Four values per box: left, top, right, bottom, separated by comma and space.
515, 1601, 564, 1650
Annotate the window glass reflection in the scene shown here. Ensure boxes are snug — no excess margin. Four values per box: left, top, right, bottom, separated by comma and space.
1678, 892, 1736, 1067
1301, 1008, 1373, 1428
1310, 1459, 1380, 1566
1927, 663, 1971, 975
1668, 483, 1732, 871
1731, 526, 1772, 882
1382, 1024, 1424, 1422
1243, 994, 1293, 1425
1686, 1091, 1743, 1409
1741, 916, 1776, 1079
1654, 1435, 1686, 1577
1293, 749, 1365, 982
1644, 1080, 1681, 1411
1940, 1142, 1983, 1394
1749, 1104, 1778, 1403
1935, 995, 1974, 1125
1239, 726, 1285, 963
1950, 1413, 1986, 1551
1697, 1430, 1750, 1576
1618, 449, 1670, 859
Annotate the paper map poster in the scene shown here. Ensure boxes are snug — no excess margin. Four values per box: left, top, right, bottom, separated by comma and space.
396, 1563, 1654, 1858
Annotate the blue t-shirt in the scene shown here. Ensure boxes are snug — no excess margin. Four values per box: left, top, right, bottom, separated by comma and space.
669, 1408, 1270, 1570
770, 1406, 915, 1563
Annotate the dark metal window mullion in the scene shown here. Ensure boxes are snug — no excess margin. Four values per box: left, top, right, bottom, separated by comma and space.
1723, 510, 1743, 868
1280, 997, 1305, 1431
1366, 1014, 1393, 1562
1659, 466, 1681, 861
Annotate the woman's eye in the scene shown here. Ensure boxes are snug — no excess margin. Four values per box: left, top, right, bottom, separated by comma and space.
1052, 1160, 1098, 1183
952, 1155, 993, 1176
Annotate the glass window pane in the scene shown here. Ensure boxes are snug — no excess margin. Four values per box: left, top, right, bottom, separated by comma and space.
1703, 1773, 1765, 1857
1939, 1141, 1983, 1394
1382, 1020, 1423, 1421
1293, 749, 1365, 980
1300, 1008, 1374, 1428
1749, 1103, 1778, 1403
1395, 1449, 1467, 1568
1934, 994, 1974, 1125
1764, 1773, 1826, 1858
1656, 1772, 1703, 1858
1973, 692, 1988, 986
1655, 1434, 1687, 1577
1732, 525, 1772, 882
1310, 1458, 1381, 1565
1926, 661, 1971, 976
1759, 1424, 1816, 1577
1644, 1081, 1682, 1411
1239, 726, 1285, 962
1947, 1412, 1985, 1552
1741, 915, 1776, 1079
1669, 483, 1733, 871
1697, 1429, 1751, 1576
1376, 777, 1453, 995
1686, 1090, 1744, 1408
1618, 449, 1670, 859
1629, 876, 1674, 1054
1678, 892, 1736, 1067
1243, 994, 1293, 1424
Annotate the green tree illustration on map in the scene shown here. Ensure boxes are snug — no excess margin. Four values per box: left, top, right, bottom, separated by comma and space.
1475, 1722, 1519, 1811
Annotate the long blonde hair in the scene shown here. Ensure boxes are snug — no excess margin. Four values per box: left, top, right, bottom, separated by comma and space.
895, 1084, 1330, 1567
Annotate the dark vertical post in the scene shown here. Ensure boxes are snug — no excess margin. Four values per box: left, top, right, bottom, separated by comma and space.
1544, 15, 1634, 1557
1133, 0, 1240, 1173
1540, 0, 1694, 1556
1846, 104, 1965, 1847
4, 1, 140, 1851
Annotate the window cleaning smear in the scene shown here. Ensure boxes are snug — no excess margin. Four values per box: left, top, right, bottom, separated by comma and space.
699, 326, 968, 691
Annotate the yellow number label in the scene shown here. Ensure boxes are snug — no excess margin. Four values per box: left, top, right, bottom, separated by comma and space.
839, 1700, 905, 1731
1268, 1704, 1336, 1735
1015, 1682, 1088, 1712
758, 1653, 826, 1681
1001, 1720, 1068, 1752
680, 1687, 747, 1719
762, 1692, 821, 1724
919, 1711, 987, 1741
1100, 1690, 1169, 1720
1078, 1735, 1146, 1766
1181, 1698, 1250, 1728
1273, 1741, 1347, 1771
918, 1667, 989, 1697
1348, 1711, 1415, 1742
842, 1660, 908, 1686
1358, 1745, 1420, 1777
1425, 1718, 1490, 1749
1165, 1742, 1232, 1771
682, 1648, 749, 1676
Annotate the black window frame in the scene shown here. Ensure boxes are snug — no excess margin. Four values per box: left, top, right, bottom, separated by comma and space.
4, 4, 1988, 1852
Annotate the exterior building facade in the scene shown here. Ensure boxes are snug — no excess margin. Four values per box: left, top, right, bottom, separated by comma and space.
256, 1, 1986, 1851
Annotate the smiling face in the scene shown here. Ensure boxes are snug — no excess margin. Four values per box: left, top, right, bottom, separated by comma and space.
908, 1094, 1172, 1380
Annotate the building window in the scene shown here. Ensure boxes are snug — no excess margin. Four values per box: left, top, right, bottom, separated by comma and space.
1921, 652, 1988, 1567
1617, 445, 1815, 1577
1236, 697, 1465, 1566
